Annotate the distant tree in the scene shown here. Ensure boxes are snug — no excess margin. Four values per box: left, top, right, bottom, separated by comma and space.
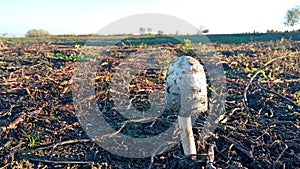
63, 34, 76, 37
157, 30, 164, 35
284, 5, 300, 29
26, 29, 51, 37
139, 27, 146, 35
147, 27, 152, 34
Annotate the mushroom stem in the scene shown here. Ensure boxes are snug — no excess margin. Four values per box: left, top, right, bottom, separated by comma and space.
178, 115, 197, 159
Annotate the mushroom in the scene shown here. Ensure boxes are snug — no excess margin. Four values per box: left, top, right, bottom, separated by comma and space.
165, 56, 208, 159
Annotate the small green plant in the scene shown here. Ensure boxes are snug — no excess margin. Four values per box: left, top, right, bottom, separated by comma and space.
243, 63, 258, 74
74, 44, 81, 49
121, 41, 135, 47
0, 61, 8, 66
104, 76, 110, 82
182, 39, 193, 51
138, 42, 147, 49
209, 86, 217, 95
21, 129, 39, 147
294, 91, 300, 105
46, 52, 53, 58
53, 53, 78, 61
23, 53, 30, 58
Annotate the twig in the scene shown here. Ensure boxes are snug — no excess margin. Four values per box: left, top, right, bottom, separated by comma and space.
240, 120, 299, 133
243, 70, 263, 113
259, 78, 300, 84
207, 141, 216, 169
0, 114, 25, 132
0, 163, 10, 169
207, 141, 215, 163
219, 135, 253, 160
257, 83, 299, 108
95, 117, 155, 140
51, 138, 92, 150
29, 158, 93, 164
275, 144, 288, 164
17, 138, 92, 155
0, 105, 46, 132
0, 105, 15, 117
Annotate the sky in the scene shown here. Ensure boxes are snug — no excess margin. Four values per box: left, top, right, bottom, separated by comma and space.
0, 0, 299, 36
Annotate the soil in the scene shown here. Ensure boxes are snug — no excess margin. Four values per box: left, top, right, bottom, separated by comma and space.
0, 40, 300, 169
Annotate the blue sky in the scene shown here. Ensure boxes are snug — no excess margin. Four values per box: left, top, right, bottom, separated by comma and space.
0, 0, 299, 35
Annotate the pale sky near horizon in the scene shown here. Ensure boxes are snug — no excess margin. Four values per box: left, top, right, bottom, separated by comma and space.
0, 0, 299, 36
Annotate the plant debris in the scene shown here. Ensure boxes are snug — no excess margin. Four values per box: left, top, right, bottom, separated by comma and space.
0, 40, 300, 168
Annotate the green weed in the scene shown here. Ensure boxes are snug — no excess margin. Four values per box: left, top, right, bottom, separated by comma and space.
294, 91, 300, 105
209, 86, 217, 95
138, 42, 148, 49
21, 129, 39, 148
182, 39, 193, 52
53, 53, 78, 61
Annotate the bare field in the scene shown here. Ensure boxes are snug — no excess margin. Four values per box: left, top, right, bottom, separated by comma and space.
0, 39, 300, 168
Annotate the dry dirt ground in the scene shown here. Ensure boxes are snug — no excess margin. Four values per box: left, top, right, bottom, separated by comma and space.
0, 40, 300, 169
